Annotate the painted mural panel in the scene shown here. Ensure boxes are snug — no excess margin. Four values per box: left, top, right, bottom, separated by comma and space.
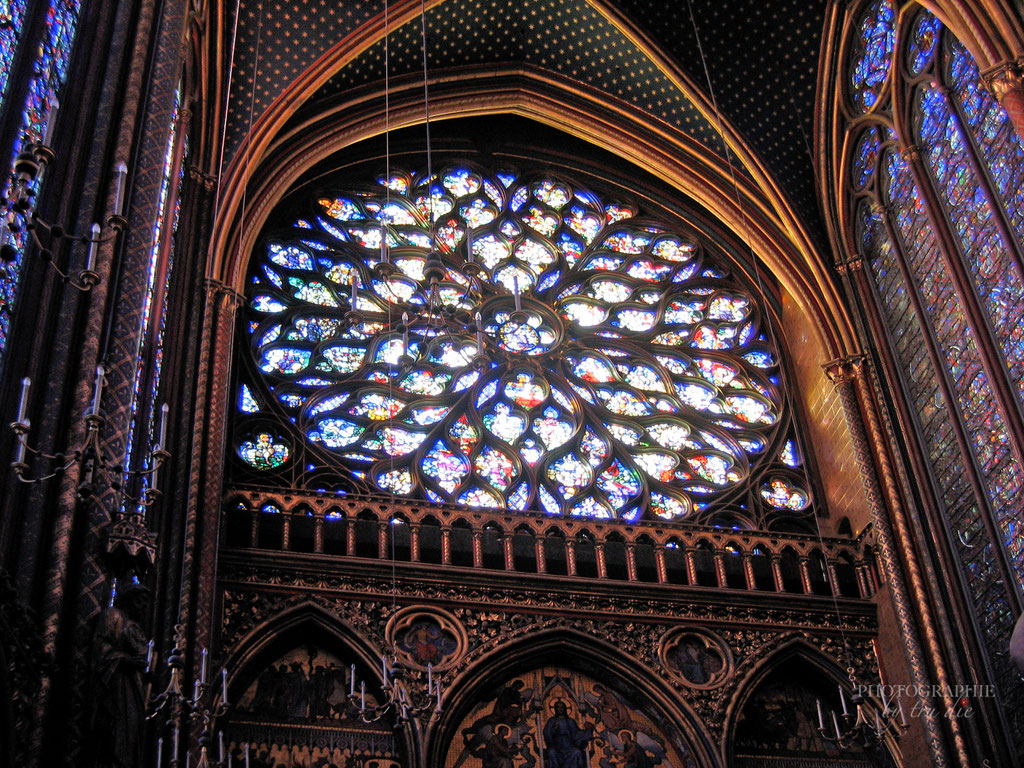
227, 645, 398, 768
446, 666, 696, 768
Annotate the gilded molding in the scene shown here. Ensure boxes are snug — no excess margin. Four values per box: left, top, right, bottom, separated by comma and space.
822, 353, 866, 385
980, 59, 1024, 101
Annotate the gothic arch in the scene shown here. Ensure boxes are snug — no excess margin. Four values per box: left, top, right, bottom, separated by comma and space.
724, 637, 899, 767
219, 599, 419, 764
427, 626, 720, 768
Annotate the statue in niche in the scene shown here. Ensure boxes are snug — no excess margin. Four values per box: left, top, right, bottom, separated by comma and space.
89, 581, 150, 768
543, 700, 594, 768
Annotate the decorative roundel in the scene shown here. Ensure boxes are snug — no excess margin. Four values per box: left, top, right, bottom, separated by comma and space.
659, 628, 732, 689
242, 164, 799, 522
385, 607, 466, 671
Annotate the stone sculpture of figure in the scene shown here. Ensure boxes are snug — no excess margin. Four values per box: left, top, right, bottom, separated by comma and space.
543, 701, 593, 768
89, 582, 150, 768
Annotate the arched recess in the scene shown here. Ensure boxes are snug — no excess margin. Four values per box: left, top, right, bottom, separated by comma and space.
209, 41, 857, 362
426, 627, 720, 768
724, 638, 899, 768
218, 601, 415, 766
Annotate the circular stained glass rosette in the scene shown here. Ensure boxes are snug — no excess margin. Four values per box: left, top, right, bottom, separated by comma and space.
245, 167, 784, 521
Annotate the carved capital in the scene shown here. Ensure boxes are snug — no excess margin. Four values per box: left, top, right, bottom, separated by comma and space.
899, 143, 923, 162
188, 165, 217, 191
981, 60, 1024, 101
822, 354, 867, 385
835, 253, 864, 274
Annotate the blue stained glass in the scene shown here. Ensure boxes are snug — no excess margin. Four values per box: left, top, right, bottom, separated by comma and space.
243, 166, 786, 524
0, 0, 84, 368
850, 0, 894, 111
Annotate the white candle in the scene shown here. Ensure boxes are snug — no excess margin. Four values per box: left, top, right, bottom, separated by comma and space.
244, 744, 250, 768
90, 365, 104, 415
382, 655, 388, 682
86, 223, 100, 273
350, 664, 355, 696
839, 686, 848, 716
898, 699, 907, 727
465, 224, 473, 262
221, 667, 228, 705
156, 402, 169, 450
200, 648, 208, 683
401, 312, 409, 355
816, 699, 824, 730
113, 161, 128, 217
831, 710, 842, 739
156, 737, 163, 768
145, 639, 154, 673
427, 662, 432, 691
350, 272, 358, 306
360, 680, 366, 709
512, 275, 521, 311
436, 678, 442, 709
172, 726, 179, 761
15, 377, 30, 424
42, 97, 59, 147
875, 709, 882, 732
475, 312, 484, 349
219, 731, 225, 763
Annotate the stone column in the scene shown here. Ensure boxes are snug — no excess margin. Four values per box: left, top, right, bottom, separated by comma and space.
655, 547, 668, 583
565, 539, 577, 576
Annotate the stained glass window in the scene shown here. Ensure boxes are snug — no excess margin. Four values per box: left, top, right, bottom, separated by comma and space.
238, 166, 802, 524
844, 3, 1024, 748
124, 87, 184, 507
0, 0, 84, 368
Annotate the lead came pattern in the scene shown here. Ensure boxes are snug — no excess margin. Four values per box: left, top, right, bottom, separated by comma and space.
241, 165, 798, 522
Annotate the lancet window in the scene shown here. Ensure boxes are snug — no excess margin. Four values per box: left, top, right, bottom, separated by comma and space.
843, 0, 1024, 739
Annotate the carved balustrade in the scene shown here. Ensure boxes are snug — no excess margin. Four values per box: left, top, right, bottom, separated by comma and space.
222, 487, 875, 599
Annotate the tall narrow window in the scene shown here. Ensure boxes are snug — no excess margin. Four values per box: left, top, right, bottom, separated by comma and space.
0, 0, 84, 365
842, 0, 1023, 746
125, 88, 184, 506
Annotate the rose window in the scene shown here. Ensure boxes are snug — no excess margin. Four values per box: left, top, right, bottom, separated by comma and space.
239, 165, 800, 522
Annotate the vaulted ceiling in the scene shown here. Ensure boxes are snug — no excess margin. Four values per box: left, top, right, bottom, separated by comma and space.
224, 0, 830, 249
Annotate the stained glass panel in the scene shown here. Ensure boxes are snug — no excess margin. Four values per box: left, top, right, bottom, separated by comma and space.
0, 0, 84, 367
242, 166, 789, 522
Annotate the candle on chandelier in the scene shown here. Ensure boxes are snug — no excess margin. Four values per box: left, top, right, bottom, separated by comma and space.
15, 377, 30, 425
85, 223, 100, 273
401, 312, 410, 355
350, 664, 356, 696
200, 647, 208, 684
875, 708, 882, 732
512, 275, 521, 311
145, 639, 154, 673
839, 686, 848, 716
465, 223, 474, 263
427, 663, 432, 691
816, 699, 824, 730
219, 731, 225, 763
360, 679, 366, 709
350, 271, 359, 306
156, 737, 163, 768
475, 312, 484, 349
172, 726, 179, 761
113, 161, 128, 218
831, 710, 841, 740
156, 402, 169, 451
436, 678, 442, 709
245, 743, 250, 768
221, 667, 229, 705
90, 365, 105, 416
42, 97, 59, 147
898, 699, 907, 727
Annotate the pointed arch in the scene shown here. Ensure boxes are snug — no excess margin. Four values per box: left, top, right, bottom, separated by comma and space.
426, 626, 721, 768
